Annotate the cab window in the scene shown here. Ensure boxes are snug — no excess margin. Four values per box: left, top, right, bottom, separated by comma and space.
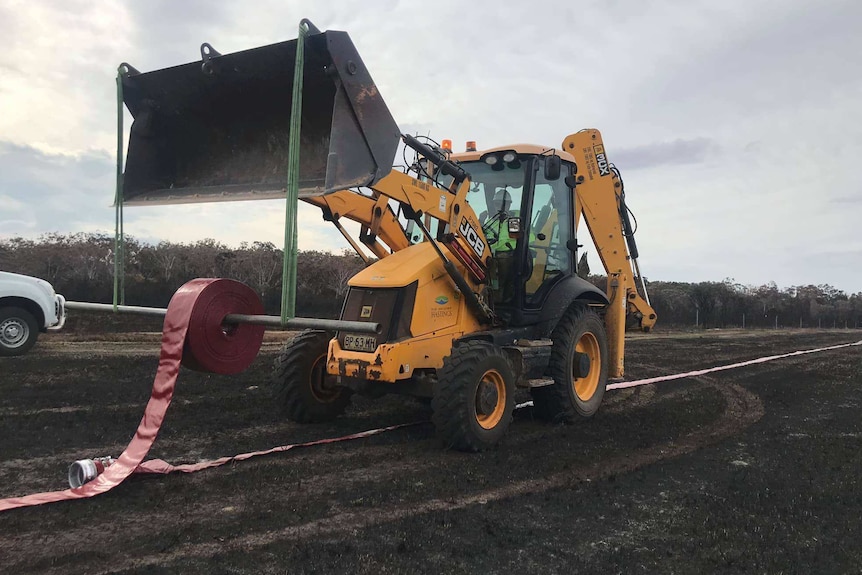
525, 160, 573, 304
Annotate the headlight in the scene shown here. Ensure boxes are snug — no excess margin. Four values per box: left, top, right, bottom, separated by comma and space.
502, 151, 517, 163
484, 154, 498, 166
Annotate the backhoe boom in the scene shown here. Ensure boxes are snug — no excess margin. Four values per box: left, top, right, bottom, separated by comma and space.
563, 129, 657, 378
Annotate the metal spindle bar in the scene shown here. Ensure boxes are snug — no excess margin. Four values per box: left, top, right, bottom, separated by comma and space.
64, 301, 380, 334
67, 301, 164, 316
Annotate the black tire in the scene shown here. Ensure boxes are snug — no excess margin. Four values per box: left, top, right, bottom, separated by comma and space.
531, 304, 608, 423
432, 340, 515, 452
271, 330, 351, 423
0, 307, 39, 357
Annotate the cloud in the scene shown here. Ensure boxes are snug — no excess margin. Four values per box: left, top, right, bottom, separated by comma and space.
1, 0, 860, 293
612, 138, 720, 171
0, 140, 353, 253
0, 1, 132, 154
0, 141, 114, 235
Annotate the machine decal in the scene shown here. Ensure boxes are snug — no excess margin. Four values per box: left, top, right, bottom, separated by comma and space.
458, 217, 486, 258
435, 296, 449, 305
411, 178, 431, 192
594, 144, 610, 177
583, 147, 597, 180
360, 305, 373, 318
431, 305, 453, 319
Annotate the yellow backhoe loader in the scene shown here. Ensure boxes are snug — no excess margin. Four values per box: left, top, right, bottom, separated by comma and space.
118, 22, 656, 451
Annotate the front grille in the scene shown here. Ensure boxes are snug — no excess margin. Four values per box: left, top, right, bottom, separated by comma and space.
338, 281, 418, 348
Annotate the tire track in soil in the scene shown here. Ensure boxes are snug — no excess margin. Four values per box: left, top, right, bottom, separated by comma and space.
0, 351, 760, 572
603, 385, 657, 412
0, 358, 763, 572
5, 335, 848, 570
0, 367, 666, 494
32, 376, 762, 575
0, 398, 196, 418
0, 418, 303, 489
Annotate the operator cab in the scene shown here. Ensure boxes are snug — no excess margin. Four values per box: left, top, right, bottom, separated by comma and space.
451, 145, 578, 321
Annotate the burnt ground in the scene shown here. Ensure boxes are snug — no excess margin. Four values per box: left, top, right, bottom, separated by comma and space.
0, 329, 860, 574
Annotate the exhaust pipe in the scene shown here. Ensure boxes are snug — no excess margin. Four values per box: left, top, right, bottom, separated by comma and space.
68, 457, 115, 488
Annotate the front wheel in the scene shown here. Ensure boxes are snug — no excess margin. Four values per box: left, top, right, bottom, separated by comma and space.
0, 307, 39, 357
432, 341, 515, 452
531, 304, 609, 423
271, 330, 351, 423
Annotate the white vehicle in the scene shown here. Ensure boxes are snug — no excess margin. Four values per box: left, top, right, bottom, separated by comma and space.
0, 271, 66, 356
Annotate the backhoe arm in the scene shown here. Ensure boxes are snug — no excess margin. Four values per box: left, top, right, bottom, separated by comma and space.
563, 129, 657, 378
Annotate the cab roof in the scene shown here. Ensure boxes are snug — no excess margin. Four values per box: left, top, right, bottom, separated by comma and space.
450, 143, 576, 164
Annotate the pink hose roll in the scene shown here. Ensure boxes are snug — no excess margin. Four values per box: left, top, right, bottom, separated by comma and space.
0, 278, 264, 512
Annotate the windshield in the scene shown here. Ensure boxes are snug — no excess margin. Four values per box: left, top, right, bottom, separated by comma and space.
460, 160, 527, 249
406, 158, 527, 247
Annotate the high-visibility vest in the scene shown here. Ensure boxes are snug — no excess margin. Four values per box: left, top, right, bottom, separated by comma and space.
487, 212, 535, 253
487, 216, 516, 253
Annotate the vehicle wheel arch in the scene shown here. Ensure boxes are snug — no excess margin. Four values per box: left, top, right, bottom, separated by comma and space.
535, 275, 609, 338
0, 296, 46, 330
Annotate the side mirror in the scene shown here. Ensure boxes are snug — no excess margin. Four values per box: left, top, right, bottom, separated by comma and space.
544, 155, 561, 181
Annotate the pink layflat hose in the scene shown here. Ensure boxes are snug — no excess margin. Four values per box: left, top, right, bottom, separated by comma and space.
0, 278, 265, 512
2, 277, 859, 512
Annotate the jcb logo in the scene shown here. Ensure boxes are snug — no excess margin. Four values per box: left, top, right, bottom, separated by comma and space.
594, 144, 610, 177
458, 217, 485, 258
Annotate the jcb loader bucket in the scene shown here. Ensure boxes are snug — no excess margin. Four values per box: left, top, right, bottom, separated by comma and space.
119, 28, 399, 205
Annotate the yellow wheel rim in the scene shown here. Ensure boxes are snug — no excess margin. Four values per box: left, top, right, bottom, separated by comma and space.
573, 332, 601, 401
475, 369, 507, 430
309, 353, 339, 403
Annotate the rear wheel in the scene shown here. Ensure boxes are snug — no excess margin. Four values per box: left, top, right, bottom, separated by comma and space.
432, 341, 515, 452
0, 307, 39, 357
531, 304, 608, 423
272, 330, 351, 423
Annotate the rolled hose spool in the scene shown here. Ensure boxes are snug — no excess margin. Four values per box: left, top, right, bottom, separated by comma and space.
0, 278, 264, 512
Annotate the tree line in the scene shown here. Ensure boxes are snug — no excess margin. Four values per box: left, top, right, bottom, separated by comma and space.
626, 278, 862, 329
0, 233, 363, 318
1, 233, 859, 328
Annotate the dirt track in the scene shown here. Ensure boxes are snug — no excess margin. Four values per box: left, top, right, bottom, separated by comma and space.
1, 330, 860, 574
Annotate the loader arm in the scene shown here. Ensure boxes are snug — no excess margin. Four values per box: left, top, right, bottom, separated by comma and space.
300, 133, 494, 326
303, 155, 492, 285
562, 129, 657, 378
300, 190, 411, 260
364, 163, 494, 322
301, 169, 489, 276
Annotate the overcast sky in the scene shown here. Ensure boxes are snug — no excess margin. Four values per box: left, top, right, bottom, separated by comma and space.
1, 0, 860, 293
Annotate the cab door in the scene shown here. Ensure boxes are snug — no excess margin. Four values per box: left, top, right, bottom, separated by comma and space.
524, 160, 574, 306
